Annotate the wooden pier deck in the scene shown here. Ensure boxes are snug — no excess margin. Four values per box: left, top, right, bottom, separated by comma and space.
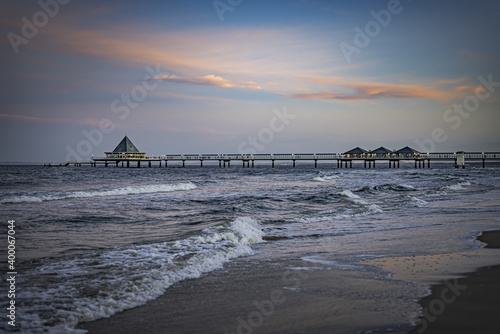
67, 152, 500, 168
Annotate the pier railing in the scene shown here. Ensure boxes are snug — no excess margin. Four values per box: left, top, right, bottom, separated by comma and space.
108, 152, 500, 161
64, 151, 500, 168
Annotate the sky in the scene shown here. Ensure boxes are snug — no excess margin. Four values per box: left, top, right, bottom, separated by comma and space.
1, 0, 499, 163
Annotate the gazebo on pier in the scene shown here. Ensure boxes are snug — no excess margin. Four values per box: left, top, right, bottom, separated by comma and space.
343, 147, 368, 158
370, 146, 393, 157
394, 146, 420, 157
105, 136, 147, 159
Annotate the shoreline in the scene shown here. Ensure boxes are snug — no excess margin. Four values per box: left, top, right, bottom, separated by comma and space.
78, 231, 500, 334
405, 230, 500, 334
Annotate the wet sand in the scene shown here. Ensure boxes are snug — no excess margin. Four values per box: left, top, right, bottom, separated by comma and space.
78, 256, 421, 334
406, 230, 500, 334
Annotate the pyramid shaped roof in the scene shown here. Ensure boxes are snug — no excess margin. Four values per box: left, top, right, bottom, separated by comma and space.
112, 136, 140, 153
343, 147, 368, 155
394, 146, 420, 154
370, 146, 393, 154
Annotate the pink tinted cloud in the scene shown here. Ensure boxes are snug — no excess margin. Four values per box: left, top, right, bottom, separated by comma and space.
151, 74, 262, 91
290, 76, 474, 101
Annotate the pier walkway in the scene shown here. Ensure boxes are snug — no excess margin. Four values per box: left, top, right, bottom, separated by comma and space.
68, 152, 500, 168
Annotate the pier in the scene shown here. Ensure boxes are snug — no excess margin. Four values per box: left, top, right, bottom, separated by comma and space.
64, 137, 500, 169
68, 152, 500, 169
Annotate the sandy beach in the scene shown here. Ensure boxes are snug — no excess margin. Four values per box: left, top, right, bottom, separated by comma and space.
78, 230, 500, 334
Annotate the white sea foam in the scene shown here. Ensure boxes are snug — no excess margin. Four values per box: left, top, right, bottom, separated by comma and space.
0, 182, 197, 204
314, 174, 339, 182
14, 217, 264, 333
396, 184, 415, 190
338, 189, 383, 214
301, 256, 362, 271
409, 196, 429, 207
338, 189, 361, 199
444, 181, 471, 191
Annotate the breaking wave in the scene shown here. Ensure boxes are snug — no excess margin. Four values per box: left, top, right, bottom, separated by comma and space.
13, 217, 264, 333
0, 182, 197, 204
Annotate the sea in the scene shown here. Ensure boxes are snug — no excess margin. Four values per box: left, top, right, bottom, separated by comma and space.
1, 161, 500, 333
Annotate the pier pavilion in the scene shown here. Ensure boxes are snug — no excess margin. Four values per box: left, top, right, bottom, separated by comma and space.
105, 136, 146, 159
343, 147, 368, 158
369, 147, 393, 157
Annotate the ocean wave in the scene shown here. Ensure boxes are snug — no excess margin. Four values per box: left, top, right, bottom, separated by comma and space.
13, 217, 264, 333
294, 190, 383, 224
338, 189, 383, 215
338, 189, 361, 199
442, 181, 471, 191
407, 196, 429, 207
0, 182, 197, 204
356, 184, 415, 193
313, 174, 340, 182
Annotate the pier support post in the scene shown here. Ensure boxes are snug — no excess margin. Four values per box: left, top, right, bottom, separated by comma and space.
137, 161, 141, 168
252, 160, 255, 168
350, 161, 352, 168
165, 160, 168, 168
127, 161, 130, 168
293, 160, 296, 168
364, 161, 366, 168
182, 160, 185, 168
428, 159, 430, 168
315, 160, 317, 168
483, 159, 485, 168
373, 160, 376, 168
115, 161, 118, 167
219, 160, 222, 168
200, 160, 203, 168
398, 161, 400, 168
149, 161, 151, 168
272, 160, 275, 168
228, 160, 231, 168
337, 160, 340, 168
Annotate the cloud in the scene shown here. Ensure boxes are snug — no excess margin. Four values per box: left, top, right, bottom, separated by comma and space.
289, 76, 479, 101
290, 81, 450, 101
151, 74, 261, 91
